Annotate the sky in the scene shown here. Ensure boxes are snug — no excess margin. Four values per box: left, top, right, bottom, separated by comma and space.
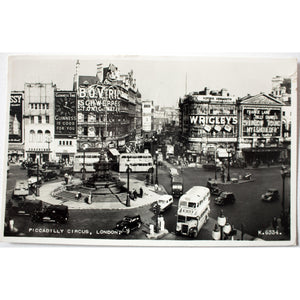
7, 55, 297, 107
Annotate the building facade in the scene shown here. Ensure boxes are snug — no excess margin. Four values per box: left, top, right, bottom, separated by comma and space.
23, 83, 56, 163
237, 93, 284, 164
179, 88, 238, 162
73, 62, 142, 153
142, 100, 154, 136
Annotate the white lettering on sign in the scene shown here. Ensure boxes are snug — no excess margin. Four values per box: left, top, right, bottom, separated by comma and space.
10, 95, 22, 104
79, 85, 120, 100
190, 115, 237, 125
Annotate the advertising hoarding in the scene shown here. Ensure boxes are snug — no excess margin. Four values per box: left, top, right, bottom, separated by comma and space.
242, 107, 281, 138
55, 91, 77, 138
9, 92, 23, 143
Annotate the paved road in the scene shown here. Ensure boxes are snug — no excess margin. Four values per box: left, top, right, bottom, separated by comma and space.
3, 163, 290, 240
157, 165, 290, 237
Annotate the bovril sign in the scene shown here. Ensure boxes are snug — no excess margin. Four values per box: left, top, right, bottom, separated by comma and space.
78, 85, 121, 112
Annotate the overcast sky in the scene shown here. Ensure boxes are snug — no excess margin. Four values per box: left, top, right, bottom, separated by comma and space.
8, 55, 296, 107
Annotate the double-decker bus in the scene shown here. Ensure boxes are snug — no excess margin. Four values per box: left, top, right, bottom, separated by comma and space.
119, 153, 153, 173
73, 152, 100, 173
176, 186, 210, 238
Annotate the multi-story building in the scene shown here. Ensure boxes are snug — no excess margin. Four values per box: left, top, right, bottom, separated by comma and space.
8, 91, 25, 162
142, 100, 154, 137
237, 93, 284, 164
73, 62, 141, 153
179, 88, 238, 163
23, 82, 56, 163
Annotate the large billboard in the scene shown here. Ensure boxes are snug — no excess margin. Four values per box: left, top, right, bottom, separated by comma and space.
55, 91, 77, 138
77, 84, 121, 112
242, 107, 281, 137
9, 92, 23, 143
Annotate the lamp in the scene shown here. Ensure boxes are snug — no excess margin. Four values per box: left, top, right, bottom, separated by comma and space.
212, 224, 221, 240
126, 159, 131, 207
81, 144, 88, 181
155, 150, 159, 185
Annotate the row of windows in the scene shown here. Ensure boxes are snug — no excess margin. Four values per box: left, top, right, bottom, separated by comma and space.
30, 116, 50, 124
58, 140, 73, 146
29, 103, 50, 110
29, 130, 50, 142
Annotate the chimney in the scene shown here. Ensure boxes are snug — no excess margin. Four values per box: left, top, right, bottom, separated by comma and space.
205, 87, 210, 95
96, 63, 103, 82
73, 60, 80, 91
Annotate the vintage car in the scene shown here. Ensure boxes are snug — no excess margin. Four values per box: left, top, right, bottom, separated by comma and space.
11, 198, 43, 216
31, 204, 69, 224
207, 180, 222, 196
214, 191, 236, 205
42, 170, 58, 181
153, 194, 174, 213
42, 161, 62, 170
261, 188, 279, 202
12, 180, 29, 199
115, 215, 142, 235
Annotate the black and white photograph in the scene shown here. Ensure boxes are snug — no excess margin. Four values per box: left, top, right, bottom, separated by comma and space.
0, 55, 297, 246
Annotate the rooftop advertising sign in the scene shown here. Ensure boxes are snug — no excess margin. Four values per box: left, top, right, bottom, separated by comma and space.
9, 92, 23, 143
242, 107, 281, 137
78, 84, 121, 112
55, 91, 77, 138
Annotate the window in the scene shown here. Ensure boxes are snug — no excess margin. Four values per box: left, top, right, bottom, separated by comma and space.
29, 130, 35, 142
31, 116, 34, 124
84, 114, 88, 122
83, 127, 88, 135
38, 116, 42, 124
70, 141, 72, 146
42, 104, 45, 109
46, 116, 49, 123
35, 104, 38, 109
37, 130, 43, 142
46, 103, 49, 109
59, 141, 62, 145
63, 141, 65, 145
283, 111, 286, 116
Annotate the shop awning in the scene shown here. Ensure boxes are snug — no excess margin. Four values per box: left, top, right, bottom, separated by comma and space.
109, 148, 120, 156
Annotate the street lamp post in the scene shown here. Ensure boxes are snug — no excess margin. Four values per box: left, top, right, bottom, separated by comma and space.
227, 149, 231, 182
280, 166, 288, 226
81, 144, 88, 181
126, 160, 131, 207
155, 150, 158, 185
36, 158, 40, 196
45, 135, 52, 162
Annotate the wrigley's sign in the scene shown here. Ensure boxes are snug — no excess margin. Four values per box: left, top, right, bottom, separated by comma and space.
190, 115, 238, 125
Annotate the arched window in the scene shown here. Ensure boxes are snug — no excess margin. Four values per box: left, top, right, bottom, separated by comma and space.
29, 130, 35, 142
37, 130, 43, 142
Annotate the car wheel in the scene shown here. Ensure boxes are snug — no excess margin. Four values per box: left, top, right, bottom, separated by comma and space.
137, 222, 142, 229
125, 228, 130, 235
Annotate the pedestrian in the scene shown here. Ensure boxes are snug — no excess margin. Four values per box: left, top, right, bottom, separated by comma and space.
133, 188, 138, 199
64, 173, 69, 185
154, 183, 158, 191
139, 187, 143, 198
87, 192, 93, 204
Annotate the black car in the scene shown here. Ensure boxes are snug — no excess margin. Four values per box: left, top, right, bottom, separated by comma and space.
42, 162, 62, 170
115, 215, 142, 235
31, 204, 69, 224
11, 199, 43, 216
261, 189, 279, 202
42, 170, 59, 181
214, 192, 236, 205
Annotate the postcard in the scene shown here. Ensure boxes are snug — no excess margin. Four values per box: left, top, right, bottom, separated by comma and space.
0, 55, 297, 246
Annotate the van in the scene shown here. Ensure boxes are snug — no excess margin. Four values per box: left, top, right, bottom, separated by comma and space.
13, 180, 29, 199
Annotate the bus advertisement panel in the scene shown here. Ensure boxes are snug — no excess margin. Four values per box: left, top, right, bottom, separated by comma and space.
119, 153, 153, 173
